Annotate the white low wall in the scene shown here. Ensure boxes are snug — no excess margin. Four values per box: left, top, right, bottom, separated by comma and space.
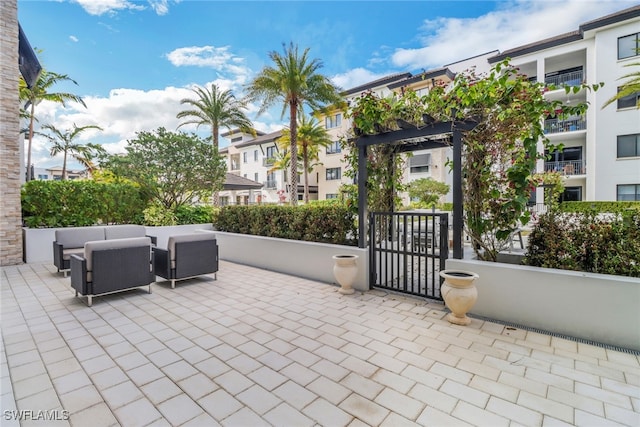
212, 231, 368, 292
446, 259, 640, 351
22, 224, 214, 264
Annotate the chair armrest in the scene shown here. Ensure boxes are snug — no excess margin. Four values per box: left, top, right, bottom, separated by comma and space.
152, 247, 171, 279
70, 254, 88, 295
53, 241, 65, 269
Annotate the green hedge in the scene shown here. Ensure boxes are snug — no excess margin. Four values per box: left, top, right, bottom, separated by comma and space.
524, 211, 640, 277
214, 204, 357, 246
559, 201, 640, 214
22, 180, 146, 228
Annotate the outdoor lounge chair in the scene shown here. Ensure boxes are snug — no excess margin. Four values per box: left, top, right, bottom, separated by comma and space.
152, 233, 218, 288
70, 237, 154, 306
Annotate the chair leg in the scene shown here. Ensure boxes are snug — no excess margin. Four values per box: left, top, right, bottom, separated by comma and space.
171, 279, 175, 289
87, 295, 92, 307
148, 284, 152, 294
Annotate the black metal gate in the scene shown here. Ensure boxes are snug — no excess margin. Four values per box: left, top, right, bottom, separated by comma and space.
369, 212, 449, 300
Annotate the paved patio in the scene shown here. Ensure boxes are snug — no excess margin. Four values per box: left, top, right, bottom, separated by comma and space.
1, 261, 639, 427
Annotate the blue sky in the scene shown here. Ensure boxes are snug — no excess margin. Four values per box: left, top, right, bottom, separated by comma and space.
18, 0, 636, 169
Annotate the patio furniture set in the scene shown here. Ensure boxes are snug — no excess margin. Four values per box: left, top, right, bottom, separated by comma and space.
53, 225, 219, 306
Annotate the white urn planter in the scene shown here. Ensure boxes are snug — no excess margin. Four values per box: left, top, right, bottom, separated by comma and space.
439, 269, 479, 325
332, 255, 359, 295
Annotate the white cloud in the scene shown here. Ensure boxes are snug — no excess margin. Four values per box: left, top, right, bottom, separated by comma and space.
72, 0, 144, 16
69, 35, 79, 42
72, 0, 178, 16
165, 46, 252, 84
390, 0, 633, 71
331, 68, 391, 92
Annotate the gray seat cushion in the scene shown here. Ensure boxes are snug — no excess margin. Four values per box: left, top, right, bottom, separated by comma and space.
55, 227, 105, 249
104, 225, 147, 240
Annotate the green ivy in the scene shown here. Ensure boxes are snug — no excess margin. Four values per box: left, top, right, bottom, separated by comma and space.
559, 201, 640, 214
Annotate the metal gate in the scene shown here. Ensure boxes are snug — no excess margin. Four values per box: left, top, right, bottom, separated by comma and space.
369, 212, 449, 300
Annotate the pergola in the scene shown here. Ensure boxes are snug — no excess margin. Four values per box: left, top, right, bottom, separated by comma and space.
354, 119, 477, 259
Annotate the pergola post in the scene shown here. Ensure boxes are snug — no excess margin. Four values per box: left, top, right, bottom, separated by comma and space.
452, 126, 463, 259
357, 144, 368, 248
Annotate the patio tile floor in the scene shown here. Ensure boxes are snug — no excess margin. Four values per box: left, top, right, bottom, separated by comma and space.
1, 261, 639, 427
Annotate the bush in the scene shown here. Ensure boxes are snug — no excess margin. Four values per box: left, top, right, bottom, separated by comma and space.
560, 201, 640, 214
524, 211, 640, 277
214, 204, 357, 245
22, 180, 145, 227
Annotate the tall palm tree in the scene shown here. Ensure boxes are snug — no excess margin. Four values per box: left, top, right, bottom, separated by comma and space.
37, 123, 103, 180
278, 115, 332, 203
177, 84, 254, 205
245, 42, 342, 205
177, 84, 254, 149
19, 70, 86, 181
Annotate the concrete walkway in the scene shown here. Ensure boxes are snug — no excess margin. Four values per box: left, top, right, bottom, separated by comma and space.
2, 261, 639, 426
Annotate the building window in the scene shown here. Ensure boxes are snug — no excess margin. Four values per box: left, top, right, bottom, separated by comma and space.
254, 150, 258, 161
326, 193, 339, 199
326, 167, 341, 180
409, 153, 431, 174
618, 33, 639, 60
37, 174, 48, 180
560, 187, 582, 202
617, 184, 640, 201
617, 134, 640, 158
243, 152, 248, 163
325, 113, 342, 129
254, 172, 259, 182
326, 141, 341, 154
617, 88, 640, 109
231, 136, 242, 143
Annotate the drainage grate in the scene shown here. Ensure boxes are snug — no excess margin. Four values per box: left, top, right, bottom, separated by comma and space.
468, 313, 640, 356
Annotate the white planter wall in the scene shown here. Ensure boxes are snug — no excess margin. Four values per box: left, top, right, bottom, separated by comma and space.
212, 231, 368, 292
446, 259, 640, 351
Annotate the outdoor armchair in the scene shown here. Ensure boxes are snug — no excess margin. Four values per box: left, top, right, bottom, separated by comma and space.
153, 233, 218, 288
70, 237, 154, 306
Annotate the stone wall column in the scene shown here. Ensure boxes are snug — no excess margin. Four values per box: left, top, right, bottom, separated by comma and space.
1, 0, 23, 266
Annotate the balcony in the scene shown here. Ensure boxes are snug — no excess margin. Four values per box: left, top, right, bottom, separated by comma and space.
544, 159, 586, 176
544, 117, 586, 134
263, 180, 277, 189
544, 69, 583, 87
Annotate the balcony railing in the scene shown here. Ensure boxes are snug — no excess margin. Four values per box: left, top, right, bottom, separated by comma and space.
544, 159, 586, 176
545, 69, 583, 87
544, 117, 586, 134
263, 157, 276, 167
263, 180, 277, 189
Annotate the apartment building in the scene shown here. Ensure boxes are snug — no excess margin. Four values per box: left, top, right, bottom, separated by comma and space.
218, 129, 320, 204
316, 6, 639, 204
31, 166, 85, 180
489, 5, 640, 203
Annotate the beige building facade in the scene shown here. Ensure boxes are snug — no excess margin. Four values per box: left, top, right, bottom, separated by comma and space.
1, 0, 23, 265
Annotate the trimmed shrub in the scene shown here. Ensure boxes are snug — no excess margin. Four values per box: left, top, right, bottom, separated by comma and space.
560, 201, 640, 214
214, 204, 357, 246
21, 180, 145, 228
524, 211, 640, 277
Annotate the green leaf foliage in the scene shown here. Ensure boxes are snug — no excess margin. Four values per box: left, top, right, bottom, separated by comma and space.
100, 127, 226, 209
524, 211, 640, 277
21, 180, 145, 227
214, 204, 357, 246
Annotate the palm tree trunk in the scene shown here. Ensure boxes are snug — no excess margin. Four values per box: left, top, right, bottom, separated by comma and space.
289, 102, 298, 206
62, 150, 68, 181
26, 103, 35, 181
303, 147, 309, 203
212, 125, 220, 206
